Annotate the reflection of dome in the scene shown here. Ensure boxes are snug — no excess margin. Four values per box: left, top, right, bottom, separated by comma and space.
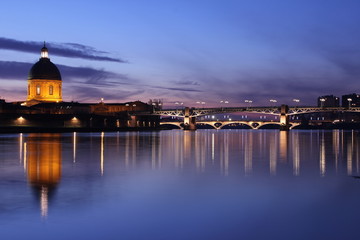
28, 47, 62, 80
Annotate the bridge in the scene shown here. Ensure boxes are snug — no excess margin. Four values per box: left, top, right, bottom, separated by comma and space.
144, 105, 360, 131
160, 120, 301, 130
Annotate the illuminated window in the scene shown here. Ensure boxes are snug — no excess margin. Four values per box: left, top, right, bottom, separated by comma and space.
49, 85, 53, 95
36, 85, 41, 95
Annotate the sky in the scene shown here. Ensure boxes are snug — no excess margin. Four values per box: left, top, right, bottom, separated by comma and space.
0, 0, 360, 107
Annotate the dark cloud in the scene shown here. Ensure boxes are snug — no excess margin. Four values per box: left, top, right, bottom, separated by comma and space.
0, 60, 128, 86
0, 37, 126, 63
173, 80, 200, 86
150, 86, 202, 92
57, 65, 130, 86
0, 61, 30, 80
66, 86, 145, 102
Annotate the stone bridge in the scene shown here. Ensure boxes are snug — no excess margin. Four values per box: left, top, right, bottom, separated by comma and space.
160, 120, 301, 130
144, 105, 360, 131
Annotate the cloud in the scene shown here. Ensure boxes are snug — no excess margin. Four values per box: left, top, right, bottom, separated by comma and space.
66, 86, 145, 102
173, 80, 200, 86
150, 85, 202, 92
0, 37, 126, 63
0, 60, 129, 86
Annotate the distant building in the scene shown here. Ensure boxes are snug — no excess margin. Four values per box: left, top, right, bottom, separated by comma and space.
341, 93, 360, 108
27, 43, 62, 103
317, 95, 340, 107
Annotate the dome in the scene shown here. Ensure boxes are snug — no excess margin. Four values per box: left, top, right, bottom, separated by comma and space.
28, 58, 62, 81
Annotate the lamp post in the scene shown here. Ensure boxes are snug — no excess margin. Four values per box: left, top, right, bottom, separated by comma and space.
320, 98, 325, 108
347, 98, 352, 109
220, 100, 229, 110
245, 100, 253, 108
270, 99, 277, 107
293, 99, 300, 107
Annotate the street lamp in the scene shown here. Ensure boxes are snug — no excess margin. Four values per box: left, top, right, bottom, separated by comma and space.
293, 99, 300, 106
320, 98, 325, 108
245, 99, 253, 108
270, 99, 277, 106
347, 98, 352, 109
220, 100, 229, 110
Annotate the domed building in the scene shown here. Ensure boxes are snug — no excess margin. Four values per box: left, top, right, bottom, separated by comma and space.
27, 43, 62, 102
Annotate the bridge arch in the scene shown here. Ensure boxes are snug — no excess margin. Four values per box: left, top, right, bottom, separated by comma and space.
196, 122, 217, 129
159, 122, 183, 129
219, 122, 253, 129
256, 122, 281, 129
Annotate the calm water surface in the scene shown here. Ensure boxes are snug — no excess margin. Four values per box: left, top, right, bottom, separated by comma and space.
1, 130, 360, 240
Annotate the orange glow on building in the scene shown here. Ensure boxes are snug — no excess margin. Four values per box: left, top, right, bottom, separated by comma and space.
27, 44, 62, 103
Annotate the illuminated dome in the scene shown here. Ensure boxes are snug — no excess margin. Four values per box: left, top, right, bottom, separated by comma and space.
28, 45, 62, 80
27, 43, 63, 102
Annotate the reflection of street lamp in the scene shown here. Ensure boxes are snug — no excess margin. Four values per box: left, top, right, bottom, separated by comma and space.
347, 98, 352, 109
320, 98, 325, 108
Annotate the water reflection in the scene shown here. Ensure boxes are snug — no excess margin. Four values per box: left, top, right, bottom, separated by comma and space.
25, 133, 62, 218
10, 129, 360, 220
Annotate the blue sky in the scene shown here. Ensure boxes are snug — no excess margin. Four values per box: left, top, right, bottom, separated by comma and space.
0, 0, 359, 107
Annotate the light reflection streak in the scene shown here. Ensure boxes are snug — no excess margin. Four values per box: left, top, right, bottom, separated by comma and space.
347, 131, 354, 176
152, 134, 156, 169
19, 133, 23, 163
195, 132, 200, 171
23, 142, 27, 171
73, 132, 77, 163
279, 131, 288, 162
211, 133, 215, 162
320, 133, 326, 177
333, 130, 340, 173
158, 133, 162, 169
40, 186, 48, 218
101, 132, 104, 176
125, 132, 129, 169
244, 133, 253, 175
269, 134, 277, 175
293, 133, 300, 176
224, 133, 229, 176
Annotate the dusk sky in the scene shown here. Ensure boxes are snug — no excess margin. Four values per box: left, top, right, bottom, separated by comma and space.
1, 0, 360, 107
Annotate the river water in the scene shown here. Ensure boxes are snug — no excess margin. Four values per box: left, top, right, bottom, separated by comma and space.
1, 130, 360, 239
